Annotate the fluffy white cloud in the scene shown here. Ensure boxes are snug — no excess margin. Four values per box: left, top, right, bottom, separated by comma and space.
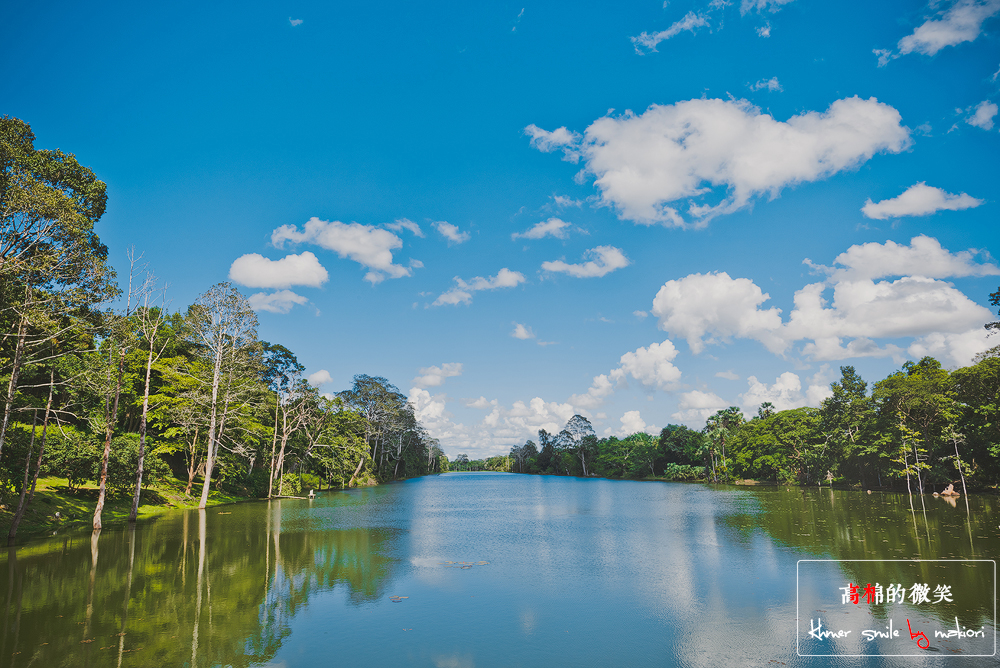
633, 310, 649, 319
413, 362, 463, 388
531, 97, 910, 227
618, 340, 682, 390
966, 100, 998, 130
385, 218, 425, 237
542, 246, 630, 278
757, 23, 772, 37
815, 235, 999, 281
511, 323, 535, 340
907, 329, 995, 368
512, 218, 575, 240
248, 290, 309, 314
652, 271, 785, 354
523, 124, 580, 161
568, 372, 621, 411
897, 0, 1000, 57
749, 77, 782, 92
715, 370, 740, 380
229, 251, 328, 289
861, 184, 984, 219
272, 217, 412, 283
308, 370, 333, 386
650, 237, 997, 366
464, 396, 495, 409
433, 268, 526, 306
434, 221, 470, 244
740, 371, 833, 413
617, 410, 657, 437
288, 17, 303, 26
671, 390, 730, 426
631, 12, 710, 54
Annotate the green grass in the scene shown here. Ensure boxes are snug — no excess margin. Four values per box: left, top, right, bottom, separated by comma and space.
0, 476, 251, 544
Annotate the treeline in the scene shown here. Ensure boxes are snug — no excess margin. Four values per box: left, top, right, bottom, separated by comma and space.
0, 116, 444, 539
508, 351, 1000, 493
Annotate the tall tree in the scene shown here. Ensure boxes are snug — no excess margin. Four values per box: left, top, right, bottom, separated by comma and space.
184, 283, 259, 509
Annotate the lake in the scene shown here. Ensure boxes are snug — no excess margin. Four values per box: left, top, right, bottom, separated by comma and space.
1, 472, 996, 667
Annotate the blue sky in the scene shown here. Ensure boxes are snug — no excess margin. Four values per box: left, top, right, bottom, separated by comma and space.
4, 0, 999, 459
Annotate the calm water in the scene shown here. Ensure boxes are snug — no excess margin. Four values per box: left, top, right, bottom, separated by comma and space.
1, 473, 996, 667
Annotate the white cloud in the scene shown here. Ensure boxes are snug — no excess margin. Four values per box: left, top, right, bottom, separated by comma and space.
523, 124, 580, 162
816, 235, 999, 281
749, 77, 782, 92
907, 328, 995, 368
433, 268, 526, 306
308, 370, 333, 386
633, 310, 649, 319
740, 370, 834, 413
618, 339, 682, 390
229, 251, 328, 289
541, 246, 630, 278
551, 195, 583, 208
617, 410, 657, 437
512, 217, 575, 240
861, 183, 984, 219
631, 11, 710, 54
651, 237, 997, 366
434, 221, 470, 244
741, 0, 796, 14
531, 97, 910, 227
272, 217, 412, 283
247, 290, 309, 314
897, 0, 1000, 58
413, 362, 463, 388
652, 271, 785, 354
568, 372, 621, 411
511, 323, 535, 340
671, 390, 729, 426
966, 100, 998, 129
756, 23, 772, 37
385, 218, 425, 237
715, 370, 740, 380
289, 17, 303, 26
464, 396, 496, 409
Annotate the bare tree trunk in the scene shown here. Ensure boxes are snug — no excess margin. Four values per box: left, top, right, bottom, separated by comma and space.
347, 455, 365, 487
185, 428, 200, 496
94, 346, 126, 530
268, 390, 280, 497
198, 348, 224, 510
0, 289, 30, 459
8, 371, 55, 542
130, 334, 158, 522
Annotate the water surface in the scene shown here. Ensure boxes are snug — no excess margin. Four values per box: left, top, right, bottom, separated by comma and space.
2, 473, 996, 667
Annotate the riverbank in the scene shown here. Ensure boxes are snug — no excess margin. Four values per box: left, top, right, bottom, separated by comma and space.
0, 476, 252, 544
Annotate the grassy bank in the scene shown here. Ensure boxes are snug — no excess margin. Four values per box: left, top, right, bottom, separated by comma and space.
1, 476, 252, 544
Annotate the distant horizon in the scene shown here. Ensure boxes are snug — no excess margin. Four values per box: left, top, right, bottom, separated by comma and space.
4, 0, 998, 459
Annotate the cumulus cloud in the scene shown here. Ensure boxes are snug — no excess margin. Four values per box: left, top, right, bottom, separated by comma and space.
966, 100, 998, 129
385, 218, 425, 237
757, 23, 772, 37
512, 217, 576, 240
568, 373, 621, 411
308, 370, 333, 386
896, 0, 1000, 58
229, 251, 328, 289
631, 11, 710, 54
740, 371, 834, 413
434, 221, 470, 244
650, 237, 997, 366
749, 77, 782, 92
542, 246, 630, 278
618, 340, 682, 390
511, 323, 535, 340
248, 290, 309, 314
652, 271, 785, 354
413, 363, 463, 388
272, 217, 412, 283
617, 410, 657, 437
523, 124, 580, 162
715, 370, 740, 380
433, 268, 526, 306
672, 390, 730, 426
861, 183, 984, 220
530, 97, 910, 227
815, 235, 999, 281
551, 195, 583, 208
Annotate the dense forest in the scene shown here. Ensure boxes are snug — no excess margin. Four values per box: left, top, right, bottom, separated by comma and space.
0, 117, 445, 539
497, 345, 1000, 493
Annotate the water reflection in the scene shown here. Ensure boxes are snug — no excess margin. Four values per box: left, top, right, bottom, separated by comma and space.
0, 477, 995, 667
0, 499, 398, 666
